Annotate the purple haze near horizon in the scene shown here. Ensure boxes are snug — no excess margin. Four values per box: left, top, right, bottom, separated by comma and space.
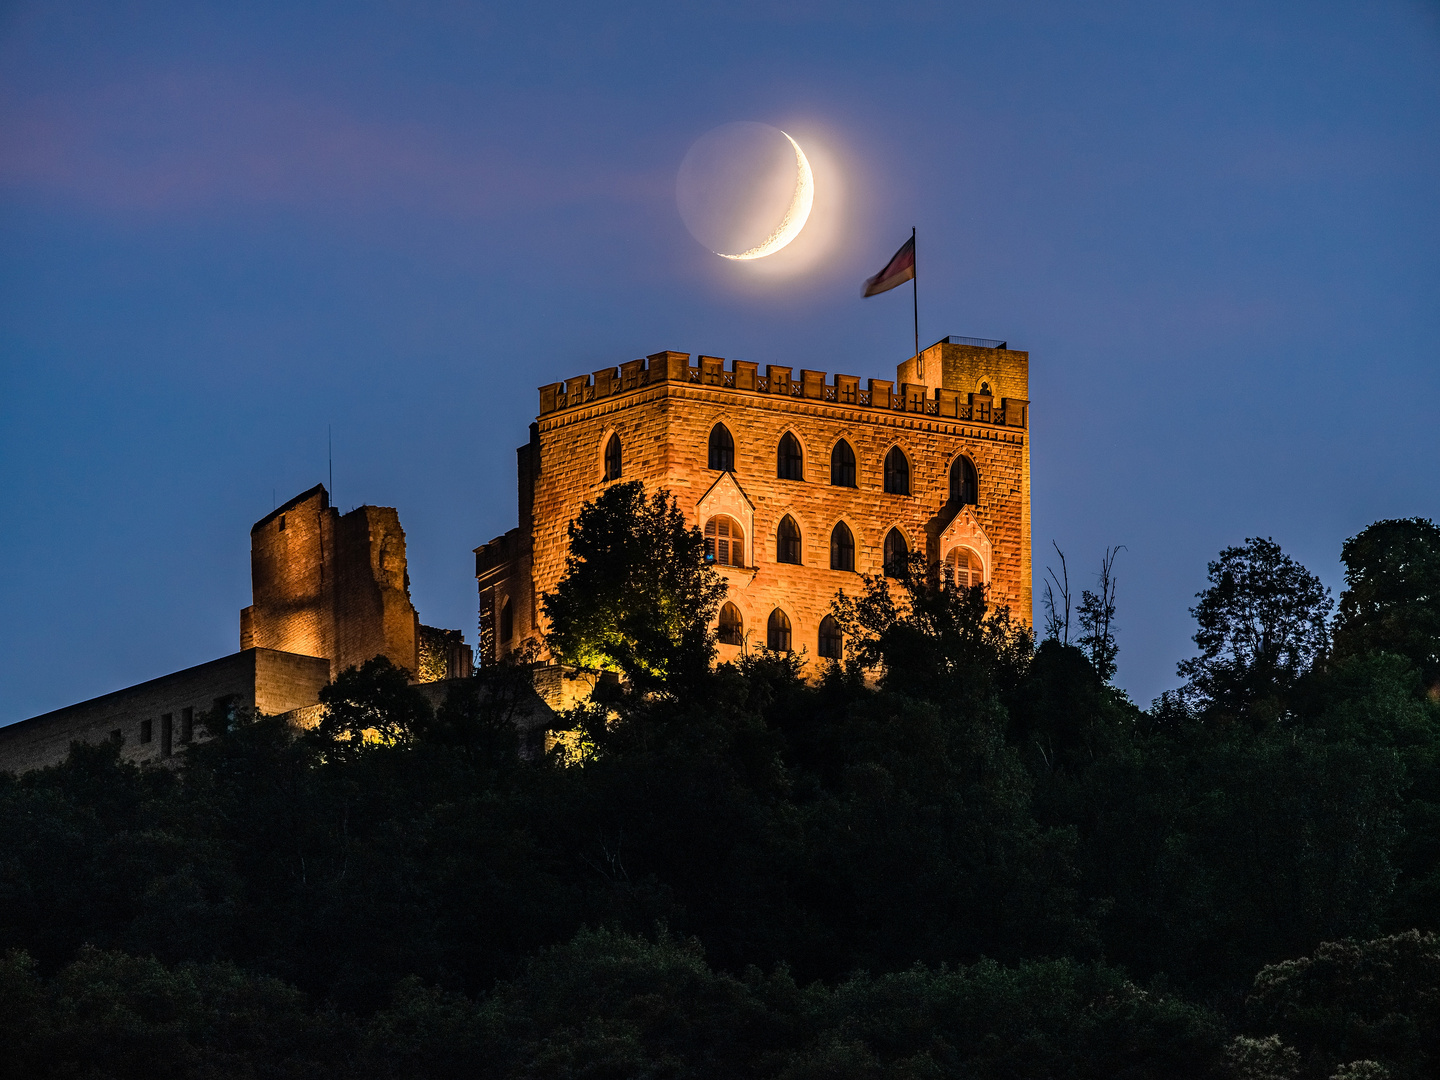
2, 0, 1438, 723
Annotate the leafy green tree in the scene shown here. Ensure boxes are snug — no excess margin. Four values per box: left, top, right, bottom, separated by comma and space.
1245, 931, 1440, 1080
1332, 518, 1440, 692
543, 481, 727, 694
316, 655, 433, 754
411, 662, 528, 769
1177, 538, 1332, 722
0, 946, 351, 1079
832, 551, 1033, 698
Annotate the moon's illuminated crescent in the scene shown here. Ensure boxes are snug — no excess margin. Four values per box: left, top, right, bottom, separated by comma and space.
716, 132, 814, 261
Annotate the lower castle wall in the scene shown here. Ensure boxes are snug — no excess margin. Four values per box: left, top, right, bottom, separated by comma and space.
0, 648, 331, 775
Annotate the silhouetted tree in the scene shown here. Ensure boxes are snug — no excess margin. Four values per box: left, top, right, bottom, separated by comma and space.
832, 551, 1033, 697
1332, 518, 1440, 693
1076, 546, 1123, 681
1042, 541, 1073, 645
543, 481, 726, 694
316, 655, 432, 755
1177, 538, 1332, 721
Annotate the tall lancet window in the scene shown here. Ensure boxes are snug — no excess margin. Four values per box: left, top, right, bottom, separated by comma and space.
603, 434, 622, 481
708, 424, 735, 471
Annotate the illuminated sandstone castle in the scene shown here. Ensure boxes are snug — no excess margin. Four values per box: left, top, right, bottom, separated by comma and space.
0, 486, 474, 773
475, 337, 1031, 665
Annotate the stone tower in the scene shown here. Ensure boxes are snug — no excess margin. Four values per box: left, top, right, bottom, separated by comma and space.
242, 484, 420, 677
475, 338, 1031, 666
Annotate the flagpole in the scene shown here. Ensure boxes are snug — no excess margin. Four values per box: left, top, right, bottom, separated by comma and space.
911, 227, 919, 365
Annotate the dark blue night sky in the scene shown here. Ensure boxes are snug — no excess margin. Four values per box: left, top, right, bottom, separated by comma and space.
2, 0, 1437, 722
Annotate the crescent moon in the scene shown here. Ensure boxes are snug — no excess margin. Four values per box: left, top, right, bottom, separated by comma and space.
717, 132, 814, 261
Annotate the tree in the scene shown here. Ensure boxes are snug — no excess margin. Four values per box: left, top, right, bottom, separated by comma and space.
1177, 538, 1332, 720
832, 551, 1033, 697
1042, 541, 1074, 645
1076, 547, 1123, 681
316, 655, 432, 754
1245, 931, 1440, 1080
1332, 518, 1440, 692
542, 481, 727, 694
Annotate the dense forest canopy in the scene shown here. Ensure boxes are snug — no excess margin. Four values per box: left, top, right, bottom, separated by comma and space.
2, 492, 1439, 1080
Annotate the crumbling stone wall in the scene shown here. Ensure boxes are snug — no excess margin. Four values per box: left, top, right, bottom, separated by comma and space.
244, 485, 420, 678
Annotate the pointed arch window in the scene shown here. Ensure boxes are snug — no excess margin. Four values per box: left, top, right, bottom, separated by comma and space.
777, 515, 802, 565
830, 522, 855, 572
777, 432, 803, 480
947, 547, 984, 589
883, 446, 910, 495
708, 423, 735, 471
950, 456, 978, 506
603, 433, 622, 481
767, 608, 792, 652
830, 440, 856, 487
499, 595, 514, 643
704, 515, 745, 567
818, 615, 843, 659
718, 602, 744, 646
883, 529, 909, 577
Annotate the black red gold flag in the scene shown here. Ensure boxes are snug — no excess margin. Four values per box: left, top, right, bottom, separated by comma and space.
862, 235, 916, 297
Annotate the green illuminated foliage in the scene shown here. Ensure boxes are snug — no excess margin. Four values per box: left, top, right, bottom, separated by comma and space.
542, 481, 727, 694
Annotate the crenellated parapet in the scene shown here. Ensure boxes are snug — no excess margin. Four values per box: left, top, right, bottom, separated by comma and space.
538, 349, 1029, 430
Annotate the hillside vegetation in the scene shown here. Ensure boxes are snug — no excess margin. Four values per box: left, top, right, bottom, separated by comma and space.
2, 487, 1438, 1080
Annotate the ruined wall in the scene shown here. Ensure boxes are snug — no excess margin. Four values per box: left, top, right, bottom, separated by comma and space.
245, 485, 420, 677
0, 649, 331, 774
480, 345, 1032, 665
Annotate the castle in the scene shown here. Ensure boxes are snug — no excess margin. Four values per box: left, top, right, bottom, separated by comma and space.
0, 486, 474, 773
476, 336, 1031, 665
0, 334, 1031, 773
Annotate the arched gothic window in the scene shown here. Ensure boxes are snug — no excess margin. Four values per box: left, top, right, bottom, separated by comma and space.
947, 547, 984, 589
883, 446, 910, 495
708, 423, 735, 471
704, 515, 745, 567
718, 602, 744, 646
830, 522, 855, 572
767, 608, 792, 652
883, 528, 909, 577
776, 515, 802, 564
830, 440, 856, 487
818, 615, 843, 659
603, 433, 622, 481
499, 595, 514, 643
777, 432, 803, 480
950, 456, 978, 506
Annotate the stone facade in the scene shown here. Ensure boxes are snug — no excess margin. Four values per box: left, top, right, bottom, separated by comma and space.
1, 485, 474, 775
0, 648, 331, 774
242, 485, 425, 679
476, 338, 1031, 666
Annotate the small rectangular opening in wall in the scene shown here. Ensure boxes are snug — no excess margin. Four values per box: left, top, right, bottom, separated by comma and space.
213, 696, 237, 729
180, 707, 194, 743
140, 719, 152, 743
109, 729, 122, 743
160, 713, 173, 758
278, 514, 286, 531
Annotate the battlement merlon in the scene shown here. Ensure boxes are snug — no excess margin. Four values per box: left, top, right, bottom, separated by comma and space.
537, 345, 1029, 430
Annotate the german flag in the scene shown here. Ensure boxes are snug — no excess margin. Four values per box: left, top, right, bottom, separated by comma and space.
862, 234, 915, 297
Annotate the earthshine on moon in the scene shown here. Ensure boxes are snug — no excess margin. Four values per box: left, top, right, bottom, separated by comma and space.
676, 122, 817, 262
717, 134, 814, 260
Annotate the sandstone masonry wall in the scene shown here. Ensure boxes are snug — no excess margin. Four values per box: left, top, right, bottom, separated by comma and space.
0, 649, 331, 774
479, 344, 1032, 666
